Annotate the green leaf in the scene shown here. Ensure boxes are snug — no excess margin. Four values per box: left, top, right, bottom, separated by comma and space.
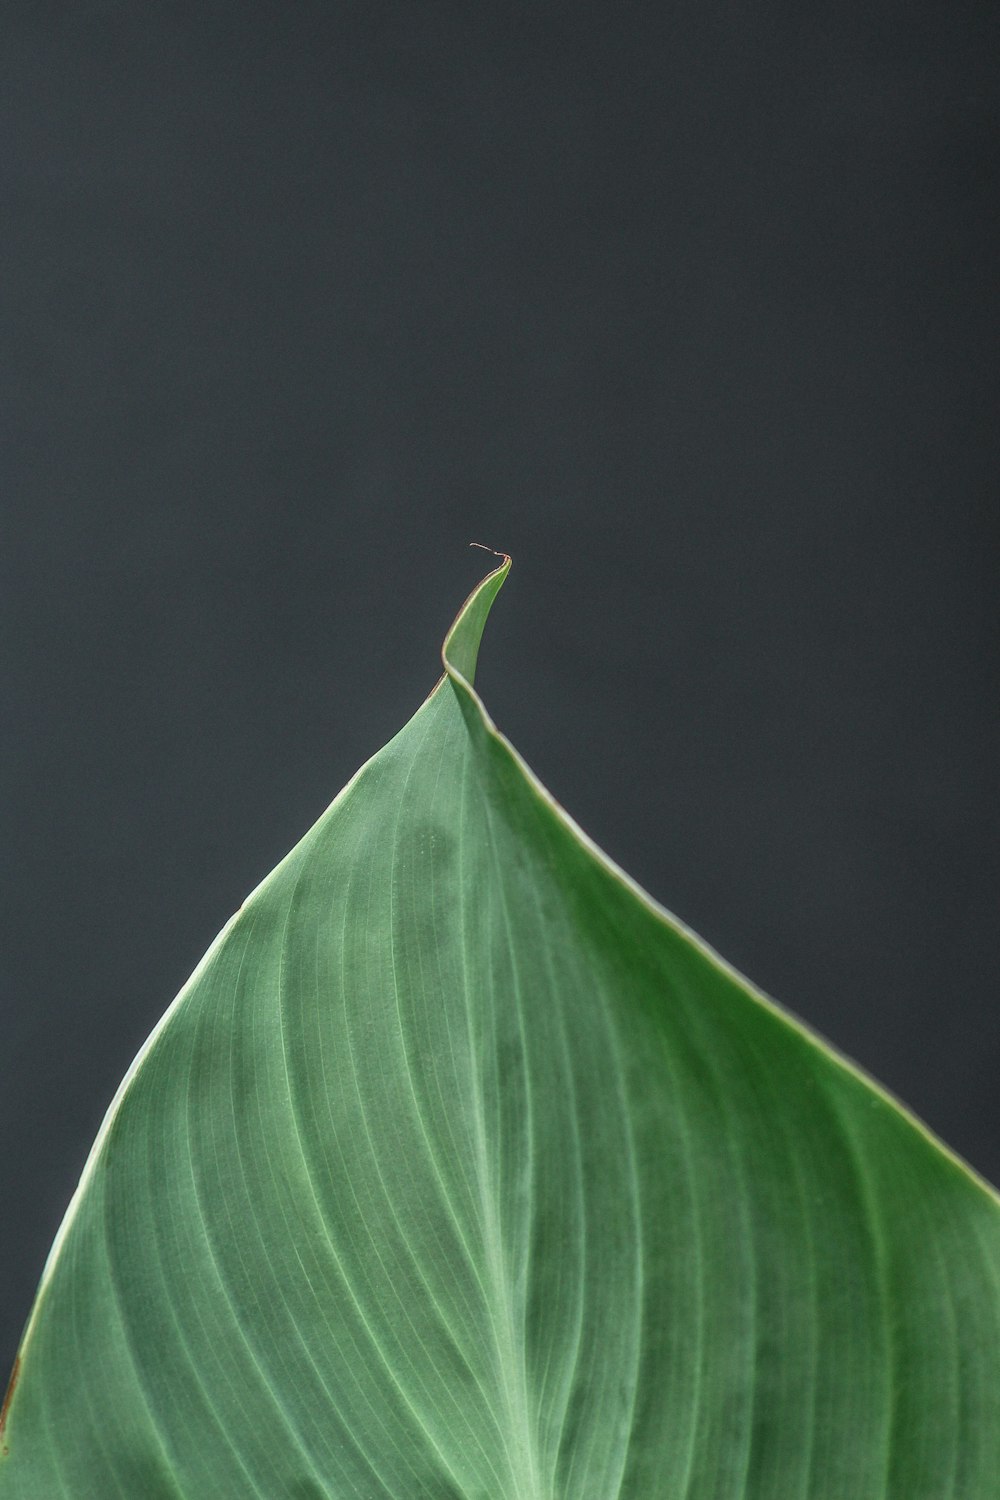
2, 557, 998, 1499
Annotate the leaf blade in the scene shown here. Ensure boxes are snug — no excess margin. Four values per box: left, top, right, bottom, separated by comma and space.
3, 560, 998, 1498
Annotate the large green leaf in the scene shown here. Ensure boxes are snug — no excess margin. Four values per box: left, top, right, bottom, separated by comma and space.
2, 558, 998, 1498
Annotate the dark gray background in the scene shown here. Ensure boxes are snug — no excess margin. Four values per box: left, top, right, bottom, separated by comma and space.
3, 1, 997, 1379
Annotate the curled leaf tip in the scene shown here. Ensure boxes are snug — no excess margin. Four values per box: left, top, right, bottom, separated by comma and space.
443, 551, 511, 688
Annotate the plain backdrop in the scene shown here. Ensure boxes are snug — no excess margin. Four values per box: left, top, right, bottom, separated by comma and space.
2, 2, 997, 1379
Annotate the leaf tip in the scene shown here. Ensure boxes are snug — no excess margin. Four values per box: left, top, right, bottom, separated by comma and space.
442, 546, 511, 688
